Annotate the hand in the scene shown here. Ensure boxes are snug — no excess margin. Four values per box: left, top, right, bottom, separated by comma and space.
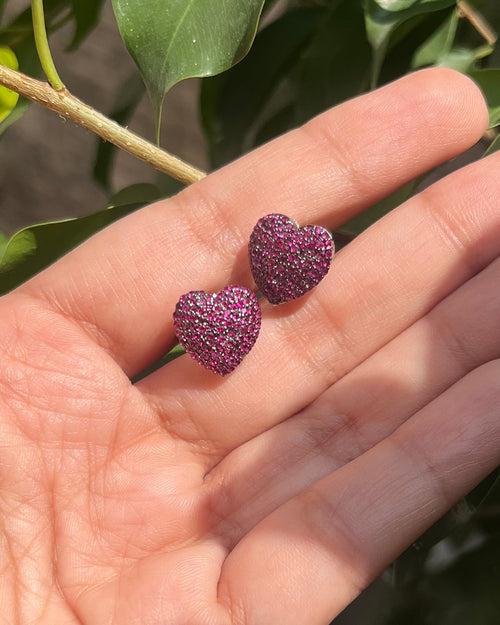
0, 68, 498, 625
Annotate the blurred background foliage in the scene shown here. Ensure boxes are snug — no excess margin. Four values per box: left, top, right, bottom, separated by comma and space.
0, 1, 499, 622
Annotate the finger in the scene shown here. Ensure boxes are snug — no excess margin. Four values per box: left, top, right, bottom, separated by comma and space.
141, 151, 500, 457
22, 69, 487, 375
217, 361, 500, 625
204, 256, 500, 542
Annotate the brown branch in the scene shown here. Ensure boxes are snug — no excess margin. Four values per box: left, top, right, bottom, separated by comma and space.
457, 1, 498, 46
0, 64, 206, 186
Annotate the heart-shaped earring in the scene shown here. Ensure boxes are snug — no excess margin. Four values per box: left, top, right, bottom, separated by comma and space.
173, 285, 261, 375
249, 213, 334, 304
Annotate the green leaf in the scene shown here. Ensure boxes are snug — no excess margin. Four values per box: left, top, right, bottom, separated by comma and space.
108, 183, 161, 206
412, 9, 494, 72
364, 0, 457, 87
441, 45, 494, 71
201, 7, 322, 167
469, 69, 500, 127
0, 232, 7, 258
0, 96, 28, 137
374, 0, 420, 9
0, 46, 19, 124
132, 343, 186, 383
93, 72, 145, 190
155, 173, 184, 197
485, 132, 500, 156
0, 184, 161, 295
295, 0, 371, 123
69, 0, 106, 49
112, 0, 267, 138
412, 9, 458, 67
253, 104, 295, 148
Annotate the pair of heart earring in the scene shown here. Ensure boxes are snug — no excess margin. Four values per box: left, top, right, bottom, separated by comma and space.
173, 213, 335, 375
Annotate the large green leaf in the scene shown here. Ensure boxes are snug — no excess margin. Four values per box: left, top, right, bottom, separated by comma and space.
0, 184, 161, 295
469, 69, 500, 127
155, 172, 184, 197
374, 8, 454, 85
201, 7, 322, 167
0, 97, 28, 136
412, 9, 493, 71
112, 0, 267, 137
295, 0, 371, 123
0, 46, 19, 124
440, 45, 494, 71
374, 0, 420, 8
364, 0, 457, 86
412, 8, 458, 67
253, 104, 295, 148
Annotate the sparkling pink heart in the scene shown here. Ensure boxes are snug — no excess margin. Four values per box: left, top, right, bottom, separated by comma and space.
249, 213, 334, 305
173, 285, 261, 376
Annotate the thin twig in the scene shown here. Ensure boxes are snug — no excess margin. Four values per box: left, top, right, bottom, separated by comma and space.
0, 64, 206, 185
31, 0, 64, 90
457, 0, 497, 46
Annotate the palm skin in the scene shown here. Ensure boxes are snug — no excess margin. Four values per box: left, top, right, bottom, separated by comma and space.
0, 68, 500, 625
0, 296, 233, 625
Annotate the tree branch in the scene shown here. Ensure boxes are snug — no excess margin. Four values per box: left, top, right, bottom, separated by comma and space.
0, 64, 207, 185
457, 1, 497, 46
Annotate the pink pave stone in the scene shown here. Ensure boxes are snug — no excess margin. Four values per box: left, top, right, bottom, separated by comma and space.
173, 285, 261, 376
249, 214, 334, 305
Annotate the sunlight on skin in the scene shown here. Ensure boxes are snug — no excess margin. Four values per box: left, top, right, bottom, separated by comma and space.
0, 69, 498, 625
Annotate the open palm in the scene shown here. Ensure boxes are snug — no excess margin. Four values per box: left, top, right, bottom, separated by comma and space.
0, 69, 499, 625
